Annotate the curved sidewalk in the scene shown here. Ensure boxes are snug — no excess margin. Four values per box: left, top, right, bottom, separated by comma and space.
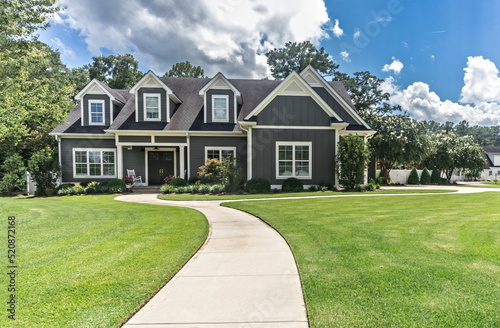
117, 193, 308, 328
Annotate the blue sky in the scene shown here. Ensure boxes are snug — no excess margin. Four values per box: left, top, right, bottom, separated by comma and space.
38, 0, 500, 125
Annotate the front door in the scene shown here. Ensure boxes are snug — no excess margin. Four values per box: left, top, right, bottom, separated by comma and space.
148, 151, 175, 185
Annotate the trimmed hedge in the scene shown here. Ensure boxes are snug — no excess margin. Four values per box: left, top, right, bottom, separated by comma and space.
407, 168, 419, 185
107, 179, 126, 193
420, 168, 431, 185
431, 169, 441, 184
170, 178, 187, 187
246, 178, 271, 194
282, 178, 303, 192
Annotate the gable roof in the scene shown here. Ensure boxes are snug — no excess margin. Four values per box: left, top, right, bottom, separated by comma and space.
129, 71, 181, 103
483, 146, 500, 169
199, 72, 242, 100
74, 79, 127, 104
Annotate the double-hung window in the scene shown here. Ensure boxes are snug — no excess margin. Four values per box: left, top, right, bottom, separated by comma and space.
205, 147, 236, 162
89, 100, 105, 125
212, 95, 229, 122
144, 94, 161, 121
276, 142, 312, 179
73, 149, 116, 178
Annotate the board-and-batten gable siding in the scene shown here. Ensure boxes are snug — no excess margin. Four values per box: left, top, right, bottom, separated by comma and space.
122, 147, 146, 181
170, 99, 178, 119
82, 94, 111, 126
118, 136, 152, 143
137, 88, 168, 122
155, 136, 187, 143
189, 136, 247, 179
60, 138, 116, 182
206, 89, 235, 123
255, 96, 331, 126
251, 129, 336, 185
312, 87, 358, 125
117, 136, 187, 144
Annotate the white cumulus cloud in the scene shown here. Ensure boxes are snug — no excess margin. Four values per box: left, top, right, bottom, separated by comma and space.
340, 51, 350, 62
382, 57, 500, 126
332, 19, 344, 38
382, 57, 404, 75
53, 0, 331, 78
353, 30, 360, 39
50, 37, 76, 59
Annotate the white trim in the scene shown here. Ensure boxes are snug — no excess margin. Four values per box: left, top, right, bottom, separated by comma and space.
105, 130, 245, 136
187, 134, 191, 179
88, 99, 106, 126
129, 71, 181, 103
211, 95, 229, 122
145, 147, 177, 185
234, 94, 237, 124
199, 72, 242, 98
275, 141, 312, 180
180, 146, 185, 180
334, 131, 340, 189
204, 147, 237, 162
244, 71, 343, 122
143, 93, 162, 121
339, 130, 376, 137
253, 125, 334, 130
116, 142, 188, 147
50, 133, 115, 139
247, 127, 252, 180
57, 136, 62, 170
135, 94, 138, 122
72, 148, 117, 179
75, 79, 116, 102
117, 146, 123, 179
299, 65, 371, 129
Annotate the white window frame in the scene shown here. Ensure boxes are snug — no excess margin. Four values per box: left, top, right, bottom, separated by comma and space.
72, 148, 117, 178
205, 147, 236, 162
143, 93, 161, 122
212, 95, 229, 122
88, 100, 105, 126
275, 141, 312, 179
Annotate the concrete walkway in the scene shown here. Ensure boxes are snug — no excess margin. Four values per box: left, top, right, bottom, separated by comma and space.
117, 193, 308, 328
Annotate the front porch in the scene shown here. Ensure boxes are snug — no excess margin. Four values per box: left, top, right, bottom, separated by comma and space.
116, 135, 188, 186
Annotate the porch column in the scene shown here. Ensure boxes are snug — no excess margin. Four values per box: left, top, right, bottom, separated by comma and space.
247, 127, 252, 180
179, 146, 185, 179
363, 136, 368, 184
117, 145, 123, 179
334, 131, 340, 189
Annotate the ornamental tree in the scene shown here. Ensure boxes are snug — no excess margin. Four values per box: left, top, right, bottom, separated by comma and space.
336, 134, 370, 190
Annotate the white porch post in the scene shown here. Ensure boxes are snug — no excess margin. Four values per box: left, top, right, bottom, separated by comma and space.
117, 145, 123, 179
247, 127, 252, 180
179, 146, 185, 179
334, 130, 340, 189
363, 135, 368, 184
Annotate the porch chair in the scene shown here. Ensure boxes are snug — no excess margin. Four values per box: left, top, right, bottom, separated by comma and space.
126, 169, 143, 186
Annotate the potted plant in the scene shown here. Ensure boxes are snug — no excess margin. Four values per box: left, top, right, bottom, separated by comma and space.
122, 176, 134, 189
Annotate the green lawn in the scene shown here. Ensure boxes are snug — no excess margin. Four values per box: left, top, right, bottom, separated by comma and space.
459, 182, 500, 188
157, 188, 454, 201
225, 192, 500, 327
0, 195, 208, 327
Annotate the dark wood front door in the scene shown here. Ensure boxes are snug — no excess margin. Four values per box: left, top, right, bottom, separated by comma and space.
148, 151, 174, 185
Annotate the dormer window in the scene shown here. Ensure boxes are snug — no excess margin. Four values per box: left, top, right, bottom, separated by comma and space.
212, 95, 229, 122
144, 93, 161, 121
89, 100, 105, 125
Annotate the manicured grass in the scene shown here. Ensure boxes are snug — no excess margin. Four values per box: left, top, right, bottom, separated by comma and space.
157, 189, 455, 201
459, 183, 500, 188
225, 192, 500, 327
0, 195, 208, 327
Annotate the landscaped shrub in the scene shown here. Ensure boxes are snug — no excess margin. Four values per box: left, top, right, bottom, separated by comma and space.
335, 134, 370, 190
282, 178, 303, 192
85, 181, 100, 194
209, 184, 225, 194
70, 186, 85, 195
198, 184, 210, 194
57, 183, 75, 190
407, 168, 419, 185
160, 184, 176, 194
28, 147, 60, 196
0, 153, 26, 193
431, 169, 441, 184
220, 157, 244, 192
246, 178, 271, 194
188, 176, 199, 185
319, 182, 335, 191
79, 180, 92, 188
170, 178, 186, 187
198, 158, 221, 183
308, 185, 318, 192
420, 168, 431, 185
107, 179, 126, 192
368, 178, 380, 189
164, 175, 174, 185
175, 186, 189, 194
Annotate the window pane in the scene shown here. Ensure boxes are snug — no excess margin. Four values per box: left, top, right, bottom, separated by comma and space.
89, 164, 101, 176
146, 108, 159, 119
214, 98, 227, 109
295, 161, 309, 176
90, 103, 103, 123
279, 145, 293, 160
278, 161, 293, 176
146, 96, 159, 119
75, 151, 87, 164
103, 164, 115, 176
75, 164, 87, 176
221, 150, 234, 159
146, 96, 159, 108
207, 150, 220, 160
103, 151, 114, 164
295, 146, 309, 160
214, 108, 227, 120
89, 151, 101, 164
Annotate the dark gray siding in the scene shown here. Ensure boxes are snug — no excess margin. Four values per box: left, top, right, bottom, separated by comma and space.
255, 96, 331, 126
137, 88, 168, 123
170, 99, 177, 118
82, 94, 110, 126
60, 138, 116, 182
122, 147, 145, 181
313, 87, 358, 124
206, 89, 235, 123
113, 104, 122, 121
155, 136, 186, 143
119, 136, 151, 143
189, 136, 247, 179
251, 128, 336, 185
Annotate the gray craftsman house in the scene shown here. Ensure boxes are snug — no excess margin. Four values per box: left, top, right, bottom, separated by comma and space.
50, 66, 375, 188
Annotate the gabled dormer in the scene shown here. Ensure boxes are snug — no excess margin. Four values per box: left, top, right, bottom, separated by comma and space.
300, 65, 371, 129
75, 79, 123, 127
129, 71, 181, 123
199, 72, 241, 124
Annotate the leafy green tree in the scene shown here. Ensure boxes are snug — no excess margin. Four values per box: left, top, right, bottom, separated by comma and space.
365, 112, 429, 184
164, 61, 206, 78
407, 168, 419, 185
336, 134, 370, 190
420, 167, 431, 185
427, 132, 485, 182
0, 0, 58, 39
266, 41, 339, 79
84, 54, 143, 89
0, 154, 26, 193
220, 156, 244, 192
27, 147, 60, 195
68, 67, 90, 94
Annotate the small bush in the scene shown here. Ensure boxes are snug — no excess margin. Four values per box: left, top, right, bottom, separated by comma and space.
368, 178, 380, 189
79, 180, 92, 188
107, 179, 126, 193
246, 178, 271, 194
188, 176, 199, 185
308, 185, 318, 192
164, 175, 174, 185
0, 153, 26, 193
85, 181, 100, 194
210, 184, 225, 194
272, 188, 280, 193
220, 156, 244, 192
198, 159, 221, 184
160, 184, 176, 194
431, 169, 441, 184
170, 178, 186, 187
319, 183, 335, 191
282, 178, 303, 192
420, 168, 431, 185
198, 184, 210, 194
57, 183, 75, 190
407, 168, 419, 185
70, 186, 85, 195
57, 188, 72, 196
175, 186, 189, 194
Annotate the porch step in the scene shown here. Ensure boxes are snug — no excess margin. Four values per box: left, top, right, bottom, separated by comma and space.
131, 185, 162, 194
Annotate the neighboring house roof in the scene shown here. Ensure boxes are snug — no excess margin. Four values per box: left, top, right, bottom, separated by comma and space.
482, 146, 500, 169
